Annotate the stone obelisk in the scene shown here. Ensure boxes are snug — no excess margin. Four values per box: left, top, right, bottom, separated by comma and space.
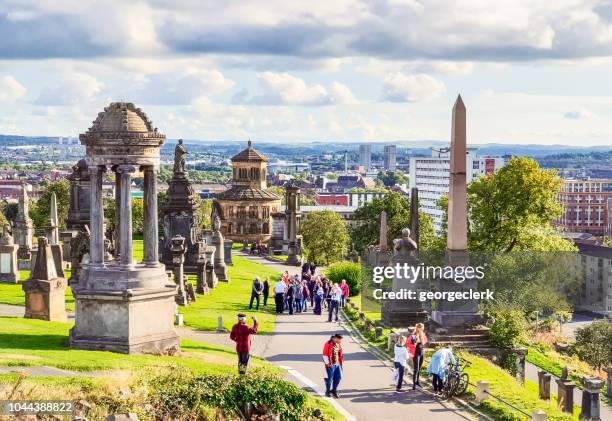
432, 95, 480, 327
377, 211, 390, 266
48, 192, 59, 245
409, 188, 420, 256
15, 182, 33, 260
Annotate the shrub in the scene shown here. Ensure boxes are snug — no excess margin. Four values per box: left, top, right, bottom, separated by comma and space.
325, 262, 361, 296
487, 311, 527, 349
573, 320, 612, 370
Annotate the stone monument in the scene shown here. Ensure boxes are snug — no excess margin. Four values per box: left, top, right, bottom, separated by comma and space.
431, 95, 480, 327
0, 224, 19, 283
211, 216, 230, 281
22, 237, 67, 322
169, 235, 188, 306
69, 227, 90, 284
377, 210, 391, 266
48, 192, 60, 245
409, 188, 420, 257
285, 182, 301, 265
70, 102, 179, 354
14, 182, 33, 260
60, 159, 91, 262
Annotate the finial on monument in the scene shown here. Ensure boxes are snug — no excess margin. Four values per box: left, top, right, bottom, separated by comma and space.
247, 139, 252, 148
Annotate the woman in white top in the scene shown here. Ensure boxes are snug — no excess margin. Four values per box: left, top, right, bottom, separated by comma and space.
393, 336, 409, 392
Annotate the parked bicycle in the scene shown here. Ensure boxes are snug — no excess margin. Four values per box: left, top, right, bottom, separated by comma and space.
440, 358, 471, 399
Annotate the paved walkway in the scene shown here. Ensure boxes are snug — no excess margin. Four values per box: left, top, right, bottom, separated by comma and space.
238, 252, 475, 421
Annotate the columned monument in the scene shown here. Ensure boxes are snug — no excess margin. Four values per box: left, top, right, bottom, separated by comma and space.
285, 182, 301, 266
15, 182, 33, 260
70, 102, 179, 354
431, 95, 480, 327
60, 159, 91, 262
211, 216, 229, 281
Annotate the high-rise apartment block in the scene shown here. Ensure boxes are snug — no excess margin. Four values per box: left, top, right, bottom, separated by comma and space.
554, 178, 612, 235
359, 144, 371, 171
383, 145, 397, 171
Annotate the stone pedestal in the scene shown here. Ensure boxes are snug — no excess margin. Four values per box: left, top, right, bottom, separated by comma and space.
580, 377, 603, 421
538, 371, 551, 400
0, 243, 19, 284
212, 228, 229, 282
196, 255, 209, 295
556, 379, 575, 414
224, 240, 233, 265
22, 237, 67, 322
170, 235, 188, 306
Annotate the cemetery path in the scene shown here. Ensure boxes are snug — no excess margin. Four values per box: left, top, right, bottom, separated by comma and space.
239, 252, 477, 421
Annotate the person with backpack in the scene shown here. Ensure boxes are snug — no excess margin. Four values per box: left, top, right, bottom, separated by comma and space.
407, 322, 428, 390
393, 336, 409, 392
322, 334, 344, 398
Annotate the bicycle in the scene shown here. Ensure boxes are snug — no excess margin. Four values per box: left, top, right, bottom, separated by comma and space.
440, 358, 471, 399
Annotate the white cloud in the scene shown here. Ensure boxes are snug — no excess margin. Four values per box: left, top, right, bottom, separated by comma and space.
35, 72, 102, 106
248, 72, 358, 106
564, 107, 594, 119
382, 72, 445, 102
0, 76, 27, 102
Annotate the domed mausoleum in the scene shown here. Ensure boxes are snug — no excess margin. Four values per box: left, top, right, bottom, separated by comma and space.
213, 141, 281, 243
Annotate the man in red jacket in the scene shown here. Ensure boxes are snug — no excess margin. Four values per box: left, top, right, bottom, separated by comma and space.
322, 333, 343, 398
230, 313, 258, 374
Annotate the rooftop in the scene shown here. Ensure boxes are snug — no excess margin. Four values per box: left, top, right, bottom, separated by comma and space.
231, 140, 267, 162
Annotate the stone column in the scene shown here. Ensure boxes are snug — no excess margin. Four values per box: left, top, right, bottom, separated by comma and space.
556, 379, 575, 414
143, 166, 159, 267
117, 165, 135, 267
580, 377, 604, 420
114, 169, 122, 258
537, 370, 551, 400
89, 165, 105, 265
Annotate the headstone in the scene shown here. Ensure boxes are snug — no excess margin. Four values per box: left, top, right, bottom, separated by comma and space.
14, 182, 33, 260
556, 378, 575, 414
285, 183, 300, 266
580, 377, 604, 420
22, 237, 67, 322
204, 247, 217, 288
531, 410, 547, 421
432, 95, 480, 327
474, 381, 489, 405
195, 250, 209, 295
169, 235, 188, 306
0, 224, 19, 283
212, 216, 230, 282
217, 316, 224, 332
69, 227, 90, 284
381, 227, 428, 327
224, 239, 233, 265
515, 348, 527, 385
537, 370, 551, 400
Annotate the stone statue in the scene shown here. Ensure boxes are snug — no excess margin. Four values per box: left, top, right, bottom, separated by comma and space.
0, 223, 13, 245
393, 227, 417, 257
173, 139, 187, 174
213, 215, 221, 233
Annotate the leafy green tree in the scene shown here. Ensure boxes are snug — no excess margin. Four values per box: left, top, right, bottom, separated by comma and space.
603, 237, 612, 248
30, 179, 70, 233
487, 310, 527, 349
301, 210, 349, 265
377, 171, 409, 187
468, 157, 572, 252
325, 262, 362, 296
573, 320, 612, 371
193, 195, 212, 230
132, 198, 144, 233
350, 191, 436, 252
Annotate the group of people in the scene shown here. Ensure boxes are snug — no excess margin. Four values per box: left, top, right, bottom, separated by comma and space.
248, 240, 268, 256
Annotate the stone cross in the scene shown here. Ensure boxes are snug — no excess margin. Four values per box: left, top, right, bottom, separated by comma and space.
379, 210, 388, 252
447, 95, 468, 252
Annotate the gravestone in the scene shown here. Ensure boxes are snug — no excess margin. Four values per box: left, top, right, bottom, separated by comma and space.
22, 237, 67, 322
224, 240, 233, 265
556, 378, 575, 414
14, 182, 33, 260
0, 224, 19, 283
204, 246, 217, 288
196, 252, 210, 295
47, 192, 60, 245
169, 235, 188, 306
61, 159, 91, 262
212, 216, 230, 282
580, 377, 603, 420
69, 227, 90, 284
538, 370, 551, 400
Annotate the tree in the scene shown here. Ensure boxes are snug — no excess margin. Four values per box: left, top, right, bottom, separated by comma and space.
377, 171, 409, 187
30, 179, 70, 233
301, 210, 350, 265
132, 198, 144, 233
573, 320, 612, 371
193, 195, 212, 230
350, 191, 436, 252
468, 157, 572, 252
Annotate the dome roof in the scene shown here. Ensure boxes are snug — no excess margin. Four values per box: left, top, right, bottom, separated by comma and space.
87, 102, 154, 133
231, 140, 267, 162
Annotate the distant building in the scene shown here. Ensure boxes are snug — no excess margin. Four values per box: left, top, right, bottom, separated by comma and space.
213, 141, 282, 242
409, 148, 507, 231
326, 174, 374, 193
383, 145, 397, 171
576, 243, 612, 315
268, 160, 310, 174
553, 178, 612, 236
316, 194, 349, 206
359, 144, 371, 171
316, 191, 386, 207
300, 205, 359, 228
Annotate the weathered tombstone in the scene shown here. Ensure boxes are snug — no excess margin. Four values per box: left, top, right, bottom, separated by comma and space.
69, 227, 90, 284
47, 192, 60, 245
195, 252, 209, 295
204, 247, 217, 288
285, 182, 300, 265
212, 216, 230, 282
170, 235, 188, 306
579, 377, 604, 420
70, 102, 179, 354
515, 348, 527, 385
556, 378, 575, 414
22, 237, 67, 322
224, 239, 233, 265
0, 224, 19, 283
432, 95, 480, 327
377, 210, 390, 266
61, 159, 91, 263
14, 182, 33, 260
537, 370, 551, 400
531, 410, 547, 421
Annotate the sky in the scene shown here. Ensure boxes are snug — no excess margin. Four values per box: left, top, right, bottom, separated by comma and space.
1, 0, 612, 146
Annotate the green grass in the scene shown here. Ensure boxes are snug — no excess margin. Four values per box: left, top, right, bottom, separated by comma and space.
0, 269, 75, 311
182, 254, 280, 334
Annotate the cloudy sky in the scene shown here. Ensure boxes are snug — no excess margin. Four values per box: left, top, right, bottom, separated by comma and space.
1, 0, 612, 146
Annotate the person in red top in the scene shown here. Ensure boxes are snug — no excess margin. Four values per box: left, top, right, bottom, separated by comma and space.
322, 334, 344, 398
230, 313, 258, 374
339, 279, 350, 308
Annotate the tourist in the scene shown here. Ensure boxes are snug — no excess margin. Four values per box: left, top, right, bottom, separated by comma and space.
313, 282, 324, 315
282, 270, 290, 284
301, 281, 310, 312
262, 277, 270, 308
308, 277, 317, 306
250, 242, 256, 255
286, 280, 295, 315
328, 283, 342, 322
249, 276, 263, 310
294, 279, 304, 313
427, 346, 456, 394
229, 314, 258, 375
408, 323, 428, 390
339, 279, 350, 308
273, 277, 286, 314
393, 336, 409, 392
322, 278, 331, 310
322, 334, 344, 398
310, 263, 317, 276
302, 262, 310, 275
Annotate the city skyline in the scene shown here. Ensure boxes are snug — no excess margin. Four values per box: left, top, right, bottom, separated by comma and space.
1, 1, 612, 146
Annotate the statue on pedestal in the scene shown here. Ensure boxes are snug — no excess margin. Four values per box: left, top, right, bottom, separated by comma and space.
174, 139, 187, 174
